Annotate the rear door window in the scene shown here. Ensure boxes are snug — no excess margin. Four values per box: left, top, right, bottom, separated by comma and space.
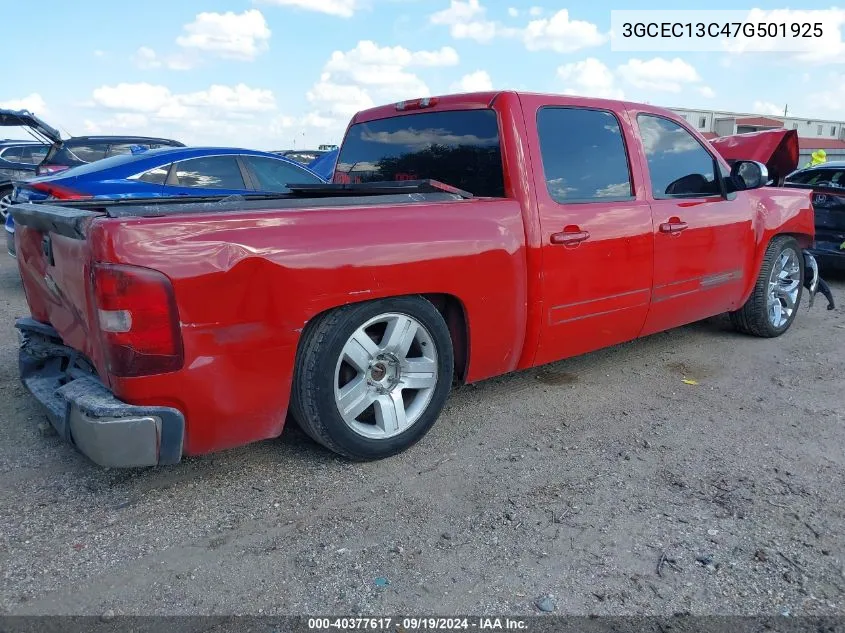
66, 143, 109, 162
242, 155, 322, 192
0, 147, 23, 162
171, 156, 246, 189
536, 107, 633, 202
335, 109, 505, 197
21, 146, 48, 164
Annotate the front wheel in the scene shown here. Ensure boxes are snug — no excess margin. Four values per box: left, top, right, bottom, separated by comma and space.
290, 296, 454, 460
730, 235, 804, 337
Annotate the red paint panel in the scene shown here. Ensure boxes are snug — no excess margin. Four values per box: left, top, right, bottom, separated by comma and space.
89, 199, 528, 455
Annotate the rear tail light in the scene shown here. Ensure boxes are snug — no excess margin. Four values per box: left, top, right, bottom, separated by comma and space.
30, 182, 90, 200
92, 263, 183, 377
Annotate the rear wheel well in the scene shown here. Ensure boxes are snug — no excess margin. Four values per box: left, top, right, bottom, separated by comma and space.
422, 293, 469, 384
775, 232, 813, 250
297, 293, 469, 385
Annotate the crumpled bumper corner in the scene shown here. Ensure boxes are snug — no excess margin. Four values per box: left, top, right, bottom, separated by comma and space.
16, 317, 184, 468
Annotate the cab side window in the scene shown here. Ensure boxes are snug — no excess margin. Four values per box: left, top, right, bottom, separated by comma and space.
637, 114, 721, 198
537, 107, 633, 203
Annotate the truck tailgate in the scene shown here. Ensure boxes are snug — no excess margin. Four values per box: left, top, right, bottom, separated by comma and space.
11, 203, 107, 377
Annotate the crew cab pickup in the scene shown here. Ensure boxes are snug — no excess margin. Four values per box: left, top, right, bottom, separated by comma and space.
10, 91, 819, 467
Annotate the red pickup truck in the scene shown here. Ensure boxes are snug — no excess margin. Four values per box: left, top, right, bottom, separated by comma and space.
11, 91, 820, 468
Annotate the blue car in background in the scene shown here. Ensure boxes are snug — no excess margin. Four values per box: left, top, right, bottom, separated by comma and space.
5, 146, 325, 256
308, 147, 339, 181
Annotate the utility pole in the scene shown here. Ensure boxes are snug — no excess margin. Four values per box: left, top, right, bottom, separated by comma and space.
784, 104, 788, 117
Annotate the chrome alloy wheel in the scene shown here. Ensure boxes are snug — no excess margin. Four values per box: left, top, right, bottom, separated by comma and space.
767, 247, 801, 328
0, 193, 11, 220
334, 312, 438, 440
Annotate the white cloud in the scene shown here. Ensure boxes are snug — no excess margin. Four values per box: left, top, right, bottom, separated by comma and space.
255, 0, 360, 18
92, 83, 276, 119
178, 84, 276, 112
0, 93, 49, 115
431, 2, 602, 52
84, 113, 150, 133
92, 83, 173, 113
450, 70, 493, 93
724, 9, 845, 65
133, 47, 160, 69
557, 58, 624, 100
753, 101, 786, 116
132, 47, 195, 71
85, 82, 295, 148
523, 9, 606, 52
411, 47, 460, 67
176, 9, 271, 61
307, 75, 375, 117
806, 81, 845, 114
617, 57, 701, 92
430, 0, 504, 43
556, 56, 712, 102
324, 40, 458, 74
93, 50, 105, 58
306, 40, 459, 130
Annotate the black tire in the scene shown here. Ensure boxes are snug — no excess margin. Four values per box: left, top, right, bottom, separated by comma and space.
730, 235, 804, 338
290, 296, 454, 460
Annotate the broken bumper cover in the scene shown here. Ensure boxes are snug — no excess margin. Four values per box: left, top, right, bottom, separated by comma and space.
15, 317, 184, 468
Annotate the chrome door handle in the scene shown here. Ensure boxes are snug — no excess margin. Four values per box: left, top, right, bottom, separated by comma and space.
659, 221, 688, 233
551, 230, 590, 245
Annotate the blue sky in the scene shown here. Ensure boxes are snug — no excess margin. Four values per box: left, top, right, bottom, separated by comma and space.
3, 0, 845, 149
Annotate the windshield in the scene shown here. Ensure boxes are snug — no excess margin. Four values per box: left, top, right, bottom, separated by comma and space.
335, 109, 505, 197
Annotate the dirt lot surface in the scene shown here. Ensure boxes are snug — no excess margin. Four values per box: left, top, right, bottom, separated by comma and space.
0, 254, 844, 618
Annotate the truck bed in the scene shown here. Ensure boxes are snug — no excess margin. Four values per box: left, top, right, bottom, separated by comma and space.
10, 180, 473, 239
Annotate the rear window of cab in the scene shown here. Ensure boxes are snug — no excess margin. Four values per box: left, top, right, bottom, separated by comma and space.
335, 109, 505, 198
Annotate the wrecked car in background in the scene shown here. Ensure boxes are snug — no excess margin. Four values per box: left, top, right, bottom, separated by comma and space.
0, 140, 48, 219
0, 107, 183, 211
783, 160, 845, 275
0, 109, 61, 219
5, 146, 326, 257
711, 128, 835, 308
710, 128, 800, 186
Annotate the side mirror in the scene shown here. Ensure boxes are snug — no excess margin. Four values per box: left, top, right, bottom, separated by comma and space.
729, 160, 768, 191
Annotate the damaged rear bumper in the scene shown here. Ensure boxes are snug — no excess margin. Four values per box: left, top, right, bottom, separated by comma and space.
15, 317, 184, 468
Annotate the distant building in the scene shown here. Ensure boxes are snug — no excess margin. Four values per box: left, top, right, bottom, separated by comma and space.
669, 107, 845, 167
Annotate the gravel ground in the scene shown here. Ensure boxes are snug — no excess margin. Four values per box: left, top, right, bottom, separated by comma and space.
0, 253, 844, 617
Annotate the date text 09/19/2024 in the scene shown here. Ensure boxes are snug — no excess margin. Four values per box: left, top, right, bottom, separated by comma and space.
307, 618, 529, 631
